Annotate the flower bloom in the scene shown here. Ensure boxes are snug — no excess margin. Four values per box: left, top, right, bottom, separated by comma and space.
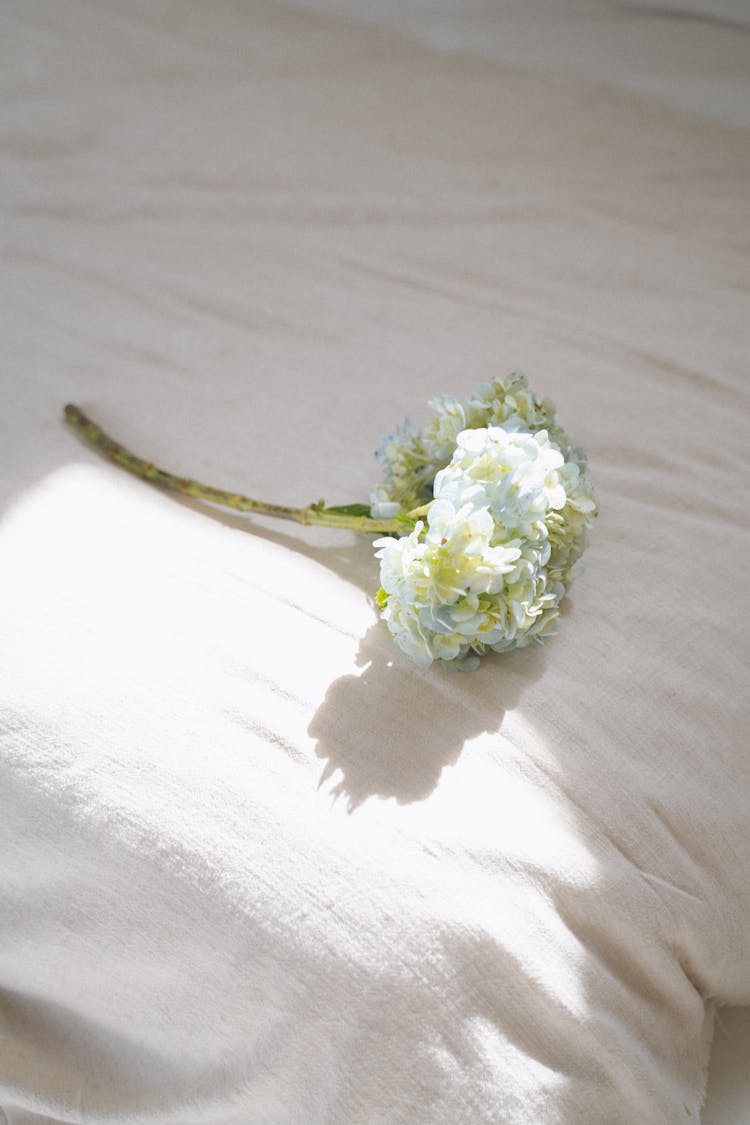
372, 377, 596, 669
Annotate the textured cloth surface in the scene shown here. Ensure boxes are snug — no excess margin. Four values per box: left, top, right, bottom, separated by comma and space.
1, 2, 749, 1123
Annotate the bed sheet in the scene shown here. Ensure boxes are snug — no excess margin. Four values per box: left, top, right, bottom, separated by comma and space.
1, 2, 749, 1122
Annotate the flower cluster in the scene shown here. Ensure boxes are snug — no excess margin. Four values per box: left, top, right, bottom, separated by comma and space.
372, 375, 596, 670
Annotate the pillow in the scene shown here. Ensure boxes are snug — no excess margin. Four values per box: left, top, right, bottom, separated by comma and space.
0, 454, 745, 1124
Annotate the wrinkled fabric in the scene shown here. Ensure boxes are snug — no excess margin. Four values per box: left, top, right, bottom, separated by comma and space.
1, 1, 749, 1123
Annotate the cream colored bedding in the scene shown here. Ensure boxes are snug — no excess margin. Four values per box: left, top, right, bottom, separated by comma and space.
1, 2, 749, 1122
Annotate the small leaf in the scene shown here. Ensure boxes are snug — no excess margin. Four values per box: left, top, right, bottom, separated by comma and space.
321, 502, 372, 518
376, 587, 389, 608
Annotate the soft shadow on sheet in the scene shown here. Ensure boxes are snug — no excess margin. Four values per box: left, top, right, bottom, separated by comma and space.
309, 623, 545, 809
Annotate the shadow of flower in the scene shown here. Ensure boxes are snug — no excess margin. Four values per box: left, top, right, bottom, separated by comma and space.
308, 623, 546, 811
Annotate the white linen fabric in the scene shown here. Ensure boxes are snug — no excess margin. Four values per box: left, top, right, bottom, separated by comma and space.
1, 2, 749, 1123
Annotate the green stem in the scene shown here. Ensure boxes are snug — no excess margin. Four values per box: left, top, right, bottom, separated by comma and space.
63, 404, 416, 534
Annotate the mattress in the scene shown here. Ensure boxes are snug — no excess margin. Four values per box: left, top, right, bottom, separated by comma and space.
1, 2, 749, 1122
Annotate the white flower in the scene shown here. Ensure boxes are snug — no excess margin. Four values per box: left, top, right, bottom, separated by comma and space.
435, 427, 566, 535
372, 384, 596, 669
421, 395, 468, 466
369, 484, 402, 520
370, 372, 590, 520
